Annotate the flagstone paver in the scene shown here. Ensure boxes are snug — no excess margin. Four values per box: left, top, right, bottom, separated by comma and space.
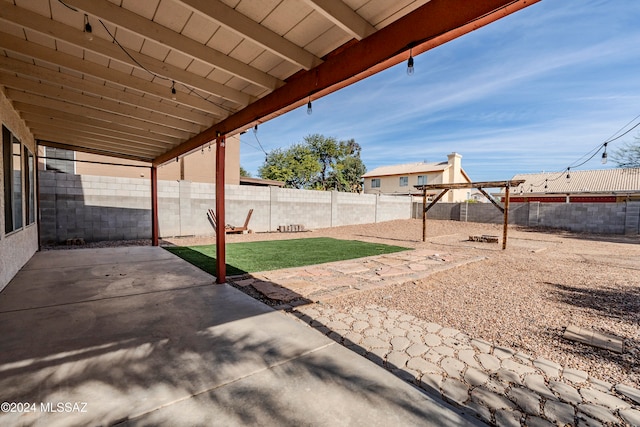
290, 302, 639, 426
231, 251, 638, 426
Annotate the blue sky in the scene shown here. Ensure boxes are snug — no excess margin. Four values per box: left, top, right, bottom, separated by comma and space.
240, 0, 640, 182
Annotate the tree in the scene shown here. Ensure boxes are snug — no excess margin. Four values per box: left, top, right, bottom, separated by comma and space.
611, 133, 640, 168
258, 134, 366, 192
258, 144, 319, 189
239, 166, 251, 177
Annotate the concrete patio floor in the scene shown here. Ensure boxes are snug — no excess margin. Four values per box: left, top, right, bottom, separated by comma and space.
0, 246, 481, 426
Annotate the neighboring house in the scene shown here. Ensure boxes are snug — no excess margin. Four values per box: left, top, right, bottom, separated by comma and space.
362, 152, 471, 202
38, 134, 242, 185
468, 191, 490, 203
506, 168, 640, 203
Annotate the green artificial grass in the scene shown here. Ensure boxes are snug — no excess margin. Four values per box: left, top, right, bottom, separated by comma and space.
164, 237, 409, 276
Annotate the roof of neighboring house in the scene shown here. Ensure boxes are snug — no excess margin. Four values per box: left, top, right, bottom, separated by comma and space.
362, 161, 449, 178
510, 168, 640, 194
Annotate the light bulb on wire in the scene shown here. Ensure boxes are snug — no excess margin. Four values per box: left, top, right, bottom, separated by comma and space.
307, 99, 312, 115
171, 81, 177, 100
84, 14, 93, 41
601, 143, 608, 164
406, 49, 414, 76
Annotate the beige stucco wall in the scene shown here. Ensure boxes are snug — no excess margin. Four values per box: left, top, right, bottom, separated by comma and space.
363, 171, 444, 195
0, 88, 38, 291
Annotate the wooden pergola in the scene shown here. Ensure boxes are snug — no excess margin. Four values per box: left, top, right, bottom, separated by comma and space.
415, 180, 525, 249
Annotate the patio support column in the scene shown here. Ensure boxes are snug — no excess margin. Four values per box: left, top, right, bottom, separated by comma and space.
215, 134, 226, 284
151, 166, 159, 246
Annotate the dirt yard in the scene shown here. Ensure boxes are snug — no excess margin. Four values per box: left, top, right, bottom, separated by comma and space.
165, 219, 640, 388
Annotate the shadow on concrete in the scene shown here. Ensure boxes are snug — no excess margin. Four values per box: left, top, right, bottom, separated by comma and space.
0, 247, 477, 426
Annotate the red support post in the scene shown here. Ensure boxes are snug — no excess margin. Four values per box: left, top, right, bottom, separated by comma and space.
215, 135, 226, 284
151, 166, 159, 246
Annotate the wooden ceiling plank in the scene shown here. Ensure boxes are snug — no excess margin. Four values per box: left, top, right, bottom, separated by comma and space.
0, 31, 227, 117
9, 93, 193, 140
61, 0, 283, 90
302, 0, 375, 40
16, 104, 182, 144
23, 113, 174, 148
1, 75, 202, 133
0, 4, 253, 106
31, 129, 162, 157
0, 57, 213, 126
37, 139, 154, 163
176, 0, 322, 70
27, 120, 169, 152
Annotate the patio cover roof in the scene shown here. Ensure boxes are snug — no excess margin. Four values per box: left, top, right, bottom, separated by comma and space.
0, 0, 539, 165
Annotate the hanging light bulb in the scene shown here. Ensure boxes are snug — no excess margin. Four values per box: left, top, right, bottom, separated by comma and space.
601, 142, 608, 164
171, 81, 177, 100
407, 49, 414, 76
566, 167, 571, 180
307, 98, 312, 115
201, 146, 204, 155
84, 14, 93, 41
253, 124, 258, 134
208, 141, 212, 151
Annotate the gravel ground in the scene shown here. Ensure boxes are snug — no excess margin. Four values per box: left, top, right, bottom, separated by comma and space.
51, 219, 640, 388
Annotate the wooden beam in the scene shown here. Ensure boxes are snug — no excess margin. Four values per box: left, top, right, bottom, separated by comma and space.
0, 32, 227, 116
0, 4, 253, 106
37, 139, 153, 162
177, 0, 322, 70
503, 185, 511, 250
0, 58, 214, 125
2, 77, 202, 134
477, 187, 504, 214
151, 166, 159, 247
154, 0, 538, 166
416, 180, 526, 190
30, 128, 161, 158
20, 109, 181, 145
303, 0, 375, 40
215, 134, 226, 284
10, 94, 192, 140
61, 0, 283, 91
20, 117, 172, 150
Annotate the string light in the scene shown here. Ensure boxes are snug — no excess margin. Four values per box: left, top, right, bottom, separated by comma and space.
253, 124, 258, 134
406, 48, 414, 76
307, 98, 312, 115
171, 81, 177, 100
566, 167, 571, 180
601, 142, 608, 164
83, 14, 93, 41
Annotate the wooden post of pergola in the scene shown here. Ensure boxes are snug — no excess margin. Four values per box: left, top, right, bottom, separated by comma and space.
215, 134, 226, 284
416, 180, 524, 249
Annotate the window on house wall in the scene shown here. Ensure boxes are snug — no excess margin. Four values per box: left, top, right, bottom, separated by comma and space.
399, 176, 408, 187
371, 178, 380, 188
44, 146, 75, 174
3, 125, 23, 233
25, 147, 35, 225
417, 175, 427, 186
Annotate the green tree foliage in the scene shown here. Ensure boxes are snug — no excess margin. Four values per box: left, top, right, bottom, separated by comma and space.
611, 133, 640, 168
239, 166, 251, 177
258, 134, 366, 192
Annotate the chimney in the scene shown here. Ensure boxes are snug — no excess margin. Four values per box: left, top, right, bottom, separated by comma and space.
447, 152, 462, 184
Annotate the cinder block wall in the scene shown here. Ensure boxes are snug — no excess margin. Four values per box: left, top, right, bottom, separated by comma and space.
411, 201, 639, 235
38, 172, 413, 243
